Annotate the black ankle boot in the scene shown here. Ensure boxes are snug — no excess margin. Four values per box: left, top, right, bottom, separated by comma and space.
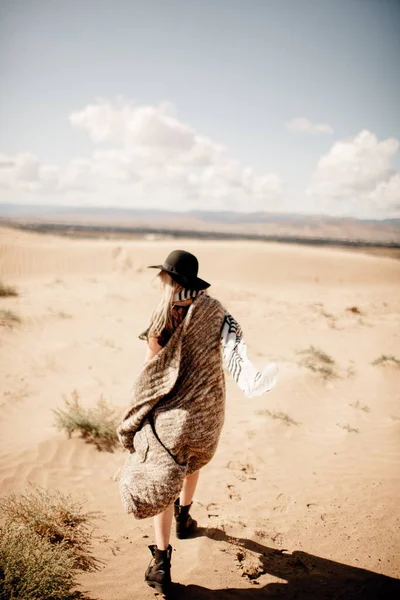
174, 498, 197, 539
144, 544, 172, 595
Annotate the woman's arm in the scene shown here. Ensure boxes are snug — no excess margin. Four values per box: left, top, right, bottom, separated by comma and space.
145, 335, 163, 362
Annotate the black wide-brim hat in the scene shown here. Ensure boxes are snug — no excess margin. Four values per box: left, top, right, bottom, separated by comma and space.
148, 249, 210, 290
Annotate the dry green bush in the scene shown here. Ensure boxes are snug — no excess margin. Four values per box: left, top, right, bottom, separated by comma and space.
0, 485, 115, 600
0, 485, 111, 573
337, 423, 359, 434
53, 389, 119, 451
372, 354, 400, 368
0, 309, 21, 328
0, 522, 79, 600
0, 281, 18, 297
256, 409, 299, 426
297, 345, 337, 379
346, 305, 362, 315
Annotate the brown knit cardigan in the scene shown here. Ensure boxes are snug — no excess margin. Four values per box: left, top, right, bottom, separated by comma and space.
117, 293, 226, 519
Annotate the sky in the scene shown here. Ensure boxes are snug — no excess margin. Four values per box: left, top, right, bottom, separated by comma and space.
0, 0, 399, 218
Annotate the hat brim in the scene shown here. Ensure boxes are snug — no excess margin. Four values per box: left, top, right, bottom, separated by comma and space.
148, 265, 210, 290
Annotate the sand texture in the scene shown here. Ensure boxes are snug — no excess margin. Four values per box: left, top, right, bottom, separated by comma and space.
1, 225, 399, 599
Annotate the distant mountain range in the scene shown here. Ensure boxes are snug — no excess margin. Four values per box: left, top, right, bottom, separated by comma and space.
1, 203, 399, 245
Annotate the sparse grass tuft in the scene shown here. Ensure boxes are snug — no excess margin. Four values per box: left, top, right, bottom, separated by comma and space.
0, 308, 21, 328
0, 281, 18, 297
0, 485, 116, 600
349, 401, 370, 413
256, 409, 299, 426
53, 389, 119, 451
346, 306, 362, 315
297, 345, 337, 379
372, 354, 400, 368
58, 311, 73, 319
337, 423, 359, 433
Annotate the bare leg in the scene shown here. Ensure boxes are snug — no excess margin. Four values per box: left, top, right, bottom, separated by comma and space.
153, 470, 200, 549
180, 469, 200, 506
154, 503, 174, 550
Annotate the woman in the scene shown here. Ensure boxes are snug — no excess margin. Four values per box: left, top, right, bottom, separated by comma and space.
117, 249, 278, 596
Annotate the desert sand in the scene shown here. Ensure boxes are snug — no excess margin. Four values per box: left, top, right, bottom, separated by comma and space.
1, 224, 399, 599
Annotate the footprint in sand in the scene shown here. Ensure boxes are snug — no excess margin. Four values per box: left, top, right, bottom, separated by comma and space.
254, 529, 284, 548
206, 502, 220, 518
272, 493, 293, 513
226, 484, 241, 501
227, 460, 256, 482
270, 532, 285, 546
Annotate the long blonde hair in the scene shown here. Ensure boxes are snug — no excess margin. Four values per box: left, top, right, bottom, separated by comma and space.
148, 271, 184, 338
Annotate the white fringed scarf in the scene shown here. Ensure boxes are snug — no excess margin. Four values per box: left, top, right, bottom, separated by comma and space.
173, 289, 278, 397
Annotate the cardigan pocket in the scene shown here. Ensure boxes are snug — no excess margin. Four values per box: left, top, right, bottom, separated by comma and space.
133, 425, 149, 463
119, 417, 187, 519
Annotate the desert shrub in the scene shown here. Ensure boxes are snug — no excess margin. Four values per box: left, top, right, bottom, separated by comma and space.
0, 522, 78, 600
349, 401, 370, 413
346, 305, 362, 315
0, 485, 110, 573
57, 311, 73, 319
297, 345, 337, 379
372, 354, 400, 368
337, 423, 359, 433
0, 309, 21, 328
0, 485, 115, 600
0, 281, 18, 297
53, 389, 119, 451
256, 409, 299, 426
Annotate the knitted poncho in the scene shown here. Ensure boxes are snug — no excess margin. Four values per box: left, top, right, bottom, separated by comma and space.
118, 292, 226, 519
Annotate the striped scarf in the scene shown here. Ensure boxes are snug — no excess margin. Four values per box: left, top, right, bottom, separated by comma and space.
173, 290, 278, 397
173, 288, 203, 302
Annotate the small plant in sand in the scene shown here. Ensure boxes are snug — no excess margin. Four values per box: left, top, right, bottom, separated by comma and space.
58, 310, 73, 319
0, 281, 18, 297
349, 401, 370, 413
372, 354, 400, 368
0, 485, 115, 600
337, 423, 359, 434
346, 305, 362, 315
0, 308, 21, 328
297, 345, 338, 379
256, 409, 299, 427
53, 389, 119, 451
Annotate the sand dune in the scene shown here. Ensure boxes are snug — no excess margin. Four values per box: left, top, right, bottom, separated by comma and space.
0, 224, 399, 599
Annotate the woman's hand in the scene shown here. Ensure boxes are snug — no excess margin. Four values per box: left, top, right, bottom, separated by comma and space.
145, 336, 163, 363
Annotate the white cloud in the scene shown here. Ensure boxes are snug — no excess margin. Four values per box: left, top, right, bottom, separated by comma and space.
0, 153, 41, 190
70, 101, 196, 153
307, 130, 400, 216
3, 104, 399, 218
286, 117, 333, 134
1, 100, 284, 211
0, 153, 88, 195
66, 99, 283, 211
371, 173, 400, 210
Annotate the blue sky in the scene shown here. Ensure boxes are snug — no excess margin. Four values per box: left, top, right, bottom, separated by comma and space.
1, 0, 399, 217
